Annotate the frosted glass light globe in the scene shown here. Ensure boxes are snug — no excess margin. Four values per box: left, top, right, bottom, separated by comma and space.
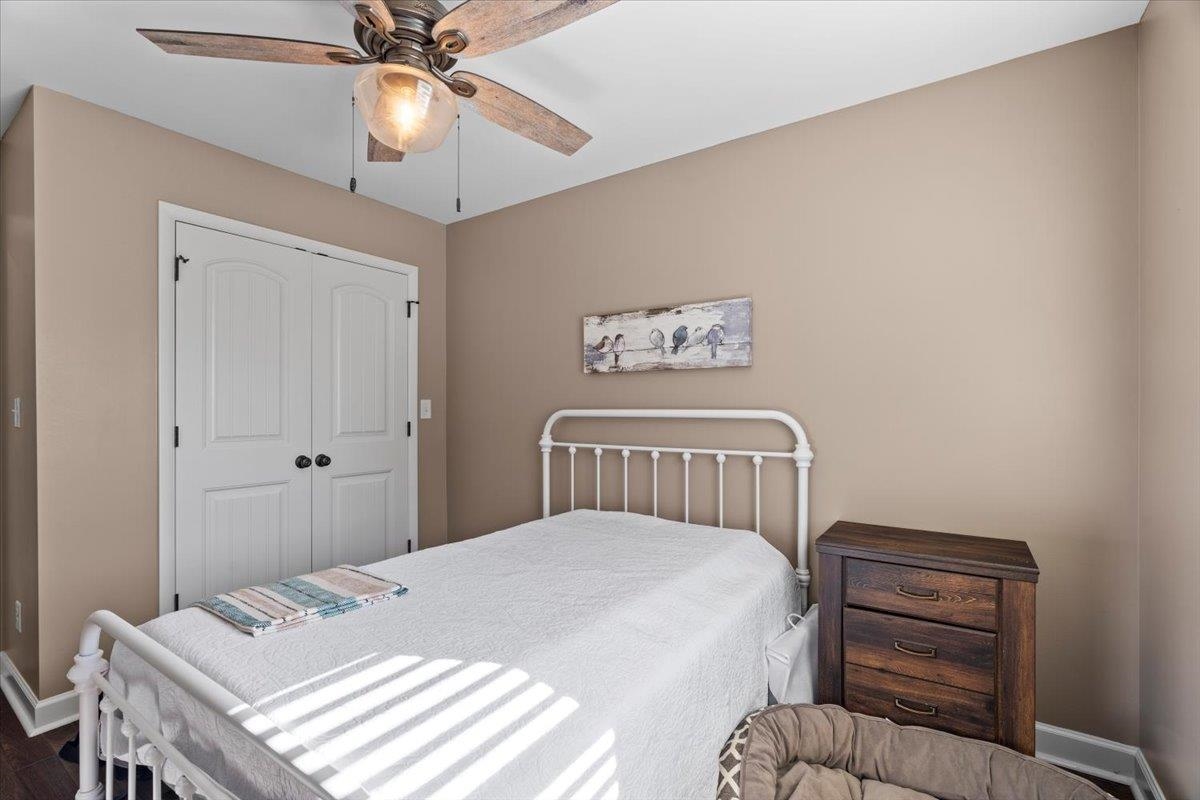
354, 63, 458, 154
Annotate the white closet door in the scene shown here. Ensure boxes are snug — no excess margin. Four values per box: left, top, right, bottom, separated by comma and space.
175, 223, 313, 606
311, 254, 410, 570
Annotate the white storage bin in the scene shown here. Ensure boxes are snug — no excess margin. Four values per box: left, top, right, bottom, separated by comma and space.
766, 605, 819, 704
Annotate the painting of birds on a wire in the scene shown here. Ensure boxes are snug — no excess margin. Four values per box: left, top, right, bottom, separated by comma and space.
583, 297, 752, 373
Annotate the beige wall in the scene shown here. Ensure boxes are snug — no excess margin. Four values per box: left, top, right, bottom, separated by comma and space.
1137, 1, 1200, 797
2, 16, 1185, 759
0, 92, 40, 692
446, 29, 1141, 742
22, 87, 448, 697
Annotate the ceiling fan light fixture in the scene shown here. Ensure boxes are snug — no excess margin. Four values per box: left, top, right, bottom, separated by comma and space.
353, 63, 457, 154
139, 0, 613, 161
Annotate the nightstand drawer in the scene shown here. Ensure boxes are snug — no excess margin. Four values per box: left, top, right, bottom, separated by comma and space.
844, 663, 996, 741
843, 607, 996, 694
845, 558, 998, 630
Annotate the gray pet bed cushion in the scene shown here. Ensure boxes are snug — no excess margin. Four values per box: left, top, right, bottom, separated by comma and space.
717, 705, 1113, 800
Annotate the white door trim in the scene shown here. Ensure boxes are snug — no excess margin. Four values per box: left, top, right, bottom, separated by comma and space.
157, 202, 420, 616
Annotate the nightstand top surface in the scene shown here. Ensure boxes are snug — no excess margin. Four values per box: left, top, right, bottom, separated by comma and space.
816, 520, 1039, 582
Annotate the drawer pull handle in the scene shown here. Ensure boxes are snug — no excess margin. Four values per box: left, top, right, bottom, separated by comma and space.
896, 585, 939, 601
894, 640, 938, 658
894, 697, 938, 716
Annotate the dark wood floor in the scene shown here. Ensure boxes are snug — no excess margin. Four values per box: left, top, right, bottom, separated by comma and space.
1066, 770, 1137, 800
0, 697, 178, 800
1, 692, 1136, 800
0, 698, 80, 800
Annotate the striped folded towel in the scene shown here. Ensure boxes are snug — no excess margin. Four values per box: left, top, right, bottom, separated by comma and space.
194, 566, 407, 636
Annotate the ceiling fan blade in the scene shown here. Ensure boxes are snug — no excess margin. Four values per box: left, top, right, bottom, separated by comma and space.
367, 134, 405, 162
137, 29, 363, 65
338, 0, 396, 37
454, 72, 591, 156
433, 0, 618, 58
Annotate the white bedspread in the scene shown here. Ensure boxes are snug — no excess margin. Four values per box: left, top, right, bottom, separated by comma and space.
109, 510, 799, 800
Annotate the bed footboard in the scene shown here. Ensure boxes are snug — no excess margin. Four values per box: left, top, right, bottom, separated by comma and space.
69, 610, 349, 800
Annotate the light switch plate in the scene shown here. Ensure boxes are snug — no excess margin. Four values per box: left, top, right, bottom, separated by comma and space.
419, 399, 432, 419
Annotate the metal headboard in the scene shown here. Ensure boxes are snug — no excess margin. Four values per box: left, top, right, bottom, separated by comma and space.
539, 409, 815, 609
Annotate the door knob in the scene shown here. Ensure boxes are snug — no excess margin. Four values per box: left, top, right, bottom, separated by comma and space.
295, 455, 313, 469
315, 454, 332, 467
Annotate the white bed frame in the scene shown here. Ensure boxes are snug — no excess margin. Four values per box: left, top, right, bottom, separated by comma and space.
71, 408, 813, 800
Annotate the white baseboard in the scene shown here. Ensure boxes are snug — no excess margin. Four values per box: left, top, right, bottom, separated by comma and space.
0, 651, 79, 736
1036, 721, 1166, 800
1133, 748, 1169, 800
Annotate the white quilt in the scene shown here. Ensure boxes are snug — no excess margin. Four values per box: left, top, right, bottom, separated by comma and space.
108, 510, 799, 800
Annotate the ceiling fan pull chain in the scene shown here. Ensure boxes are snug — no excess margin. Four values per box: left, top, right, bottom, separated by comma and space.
456, 113, 462, 214
349, 95, 358, 194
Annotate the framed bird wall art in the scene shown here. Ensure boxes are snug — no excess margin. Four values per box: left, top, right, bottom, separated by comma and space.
583, 297, 753, 374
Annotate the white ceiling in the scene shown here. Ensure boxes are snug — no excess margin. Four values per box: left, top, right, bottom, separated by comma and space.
1, 0, 1146, 224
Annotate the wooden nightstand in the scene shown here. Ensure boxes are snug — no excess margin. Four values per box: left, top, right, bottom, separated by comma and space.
816, 521, 1039, 754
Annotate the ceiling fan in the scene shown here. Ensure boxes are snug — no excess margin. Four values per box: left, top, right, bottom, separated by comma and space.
137, 0, 617, 163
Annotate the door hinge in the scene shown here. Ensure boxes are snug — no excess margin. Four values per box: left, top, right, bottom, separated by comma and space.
407, 420, 412, 437
407, 540, 413, 554
406, 300, 420, 319
174, 254, 189, 281
174, 426, 179, 447
173, 593, 180, 612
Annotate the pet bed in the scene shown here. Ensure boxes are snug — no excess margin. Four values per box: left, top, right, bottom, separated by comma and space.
717, 704, 1114, 800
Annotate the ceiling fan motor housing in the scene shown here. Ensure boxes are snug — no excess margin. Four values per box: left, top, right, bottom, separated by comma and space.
354, 0, 459, 72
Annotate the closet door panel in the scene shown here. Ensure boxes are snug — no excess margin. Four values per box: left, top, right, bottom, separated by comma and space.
330, 472, 391, 566
203, 482, 289, 594
333, 285, 390, 437
311, 255, 410, 570
175, 223, 313, 605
